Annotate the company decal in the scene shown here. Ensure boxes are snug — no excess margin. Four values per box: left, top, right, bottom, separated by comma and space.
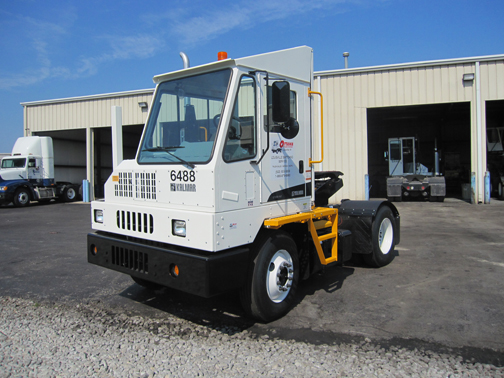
229, 222, 237, 230
170, 183, 196, 192
169, 170, 196, 192
271, 138, 295, 180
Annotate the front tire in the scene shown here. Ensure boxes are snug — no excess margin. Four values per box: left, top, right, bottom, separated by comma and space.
364, 206, 397, 267
240, 231, 299, 322
13, 188, 31, 207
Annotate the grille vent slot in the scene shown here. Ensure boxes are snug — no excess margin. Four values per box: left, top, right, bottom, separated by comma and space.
111, 246, 149, 273
117, 210, 154, 234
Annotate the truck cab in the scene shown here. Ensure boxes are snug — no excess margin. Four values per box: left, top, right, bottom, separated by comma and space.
0, 136, 79, 207
88, 47, 400, 322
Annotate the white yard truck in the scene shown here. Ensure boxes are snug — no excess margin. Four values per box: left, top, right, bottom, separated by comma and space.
87, 47, 400, 322
0, 136, 80, 207
386, 137, 446, 202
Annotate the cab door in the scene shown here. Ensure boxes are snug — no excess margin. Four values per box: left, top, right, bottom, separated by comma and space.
259, 78, 311, 205
217, 73, 260, 212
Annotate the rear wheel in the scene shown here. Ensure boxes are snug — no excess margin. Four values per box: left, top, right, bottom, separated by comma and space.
240, 231, 299, 322
364, 206, 397, 267
63, 186, 77, 202
13, 188, 30, 207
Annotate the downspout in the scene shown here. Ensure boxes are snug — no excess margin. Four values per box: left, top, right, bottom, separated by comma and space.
475, 61, 483, 203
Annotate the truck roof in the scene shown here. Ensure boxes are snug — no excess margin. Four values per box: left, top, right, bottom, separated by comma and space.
153, 46, 313, 84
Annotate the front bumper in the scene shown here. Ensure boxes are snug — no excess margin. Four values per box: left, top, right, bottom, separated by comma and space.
0, 192, 14, 205
87, 232, 250, 297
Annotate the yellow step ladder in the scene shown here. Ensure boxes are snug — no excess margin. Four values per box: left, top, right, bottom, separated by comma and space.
264, 207, 339, 265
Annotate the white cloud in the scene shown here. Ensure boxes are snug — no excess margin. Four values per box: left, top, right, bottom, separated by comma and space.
0, 0, 364, 89
163, 0, 352, 45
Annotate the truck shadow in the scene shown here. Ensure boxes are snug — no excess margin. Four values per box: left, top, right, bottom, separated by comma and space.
296, 265, 355, 299
117, 264, 355, 335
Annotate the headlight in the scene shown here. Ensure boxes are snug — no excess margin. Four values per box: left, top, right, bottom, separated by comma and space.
172, 219, 186, 237
94, 209, 104, 223
0, 186, 7, 192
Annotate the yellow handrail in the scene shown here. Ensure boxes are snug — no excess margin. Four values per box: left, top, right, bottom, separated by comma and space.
308, 89, 324, 165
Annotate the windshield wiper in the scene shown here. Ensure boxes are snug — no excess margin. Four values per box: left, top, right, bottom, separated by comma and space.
142, 146, 195, 168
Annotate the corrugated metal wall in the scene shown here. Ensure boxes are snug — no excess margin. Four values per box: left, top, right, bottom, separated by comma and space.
314, 58, 504, 202
24, 91, 154, 133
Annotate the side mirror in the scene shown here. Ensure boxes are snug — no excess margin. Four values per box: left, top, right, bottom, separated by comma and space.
272, 81, 290, 123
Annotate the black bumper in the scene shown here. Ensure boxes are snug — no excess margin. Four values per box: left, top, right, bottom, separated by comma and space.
88, 233, 250, 298
0, 192, 14, 205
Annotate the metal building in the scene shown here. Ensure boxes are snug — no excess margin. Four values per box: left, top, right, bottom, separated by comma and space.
20, 53, 504, 203
21, 89, 153, 198
313, 54, 504, 203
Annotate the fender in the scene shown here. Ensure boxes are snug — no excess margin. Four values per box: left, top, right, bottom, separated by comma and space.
337, 200, 400, 254
0, 178, 36, 204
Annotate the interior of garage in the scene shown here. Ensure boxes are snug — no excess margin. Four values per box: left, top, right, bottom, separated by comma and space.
486, 100, 504, 197
367, 102, 471, 199
34, 124, 143, 198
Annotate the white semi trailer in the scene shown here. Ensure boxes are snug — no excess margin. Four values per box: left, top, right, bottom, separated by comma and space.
0, 136, 80, 207
87, 47, 400, 321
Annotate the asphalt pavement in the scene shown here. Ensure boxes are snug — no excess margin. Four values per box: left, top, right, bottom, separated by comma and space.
1, 198, 503, 364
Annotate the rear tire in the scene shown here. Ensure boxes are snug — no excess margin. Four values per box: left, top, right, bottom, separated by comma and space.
63, 186, 78, 202
499, 182, 504, 200
364, 206, 397, 268
240, 231, 299, 322
13, 188, 31, 207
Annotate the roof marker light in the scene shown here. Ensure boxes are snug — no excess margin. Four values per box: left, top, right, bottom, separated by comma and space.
218, 51, 228, 61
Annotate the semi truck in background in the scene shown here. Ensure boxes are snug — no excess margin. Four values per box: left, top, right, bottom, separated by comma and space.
386, 136, 446, 202
87, 46, 400, 322
0, 136, 81, 207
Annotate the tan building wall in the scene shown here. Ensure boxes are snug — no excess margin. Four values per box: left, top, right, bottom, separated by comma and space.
22, 89, 154, 134
313, 55, 504, 202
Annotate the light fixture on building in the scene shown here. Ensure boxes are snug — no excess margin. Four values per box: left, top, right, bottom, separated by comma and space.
343, 52, 350, 69
138, 102, 148, 109
463, 73, 475, 82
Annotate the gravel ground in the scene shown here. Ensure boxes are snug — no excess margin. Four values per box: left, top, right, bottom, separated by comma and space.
1, 296, 503, 378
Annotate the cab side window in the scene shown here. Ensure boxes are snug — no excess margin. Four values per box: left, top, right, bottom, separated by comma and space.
223, 76, 256, 162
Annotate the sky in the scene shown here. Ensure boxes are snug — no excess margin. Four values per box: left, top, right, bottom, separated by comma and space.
0, 0, 503, 152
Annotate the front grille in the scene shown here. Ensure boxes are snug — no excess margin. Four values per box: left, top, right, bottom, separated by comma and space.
114, 172, 133, 198
114, 171, 157, 200
111, 245, 149, 273
117, 210, 154, 234
135, 172, 157, 200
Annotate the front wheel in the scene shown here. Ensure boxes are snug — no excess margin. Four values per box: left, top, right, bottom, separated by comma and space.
364, 206, 397, 268
240, 231, 299, 322
13, 188, 31, 207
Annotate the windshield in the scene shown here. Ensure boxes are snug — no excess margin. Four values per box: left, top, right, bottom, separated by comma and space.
1, 158, 26, 169
138, 69, 232, 165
